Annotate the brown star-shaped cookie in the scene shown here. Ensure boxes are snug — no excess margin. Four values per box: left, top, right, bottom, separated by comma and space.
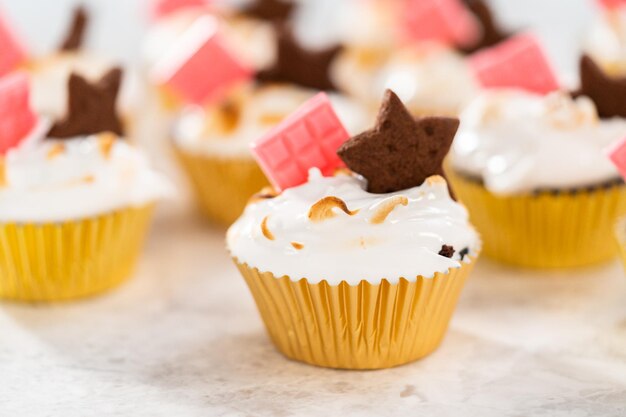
256, 27, 341, 91
459, 0, 510, 54
240, 0, 294, 22
48, 68, 125, 139
337, 90, 459, 194
59, 6, 88, 51
572, 55, 626, 119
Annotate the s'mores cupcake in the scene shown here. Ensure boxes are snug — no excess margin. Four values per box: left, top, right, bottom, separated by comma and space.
448, 53, 626, 267
0, 72, 170, 301
228, 90, 480, 369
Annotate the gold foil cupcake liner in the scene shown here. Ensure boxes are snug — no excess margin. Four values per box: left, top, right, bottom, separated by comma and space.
175, 147, 269, 226
615, 217, 626, 273
448, 170, 626, 268
0, 205, 154, 302
235, 257, 477, 369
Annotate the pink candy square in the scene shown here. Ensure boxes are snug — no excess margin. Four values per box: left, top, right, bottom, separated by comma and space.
251, 93, 350, 191
150, 0, 209, 20
402, 0, 479, 47
0, 72, 37, 155
607, 137, 626, 180
597, 0, 626, 9
468, 34, 559, 94
151, 15, 251, 105
0, 12, 27, 77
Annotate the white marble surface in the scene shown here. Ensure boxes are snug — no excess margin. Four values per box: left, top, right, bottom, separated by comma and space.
2, 1, 626, 415
2, 198, 626, 416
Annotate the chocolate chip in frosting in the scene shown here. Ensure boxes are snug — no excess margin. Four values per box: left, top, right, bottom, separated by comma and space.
459, 247, 469, 260
572, 55, 626, 119
48, 68, 124, 139
337, 89, 459, 194
439, 245, 455, 258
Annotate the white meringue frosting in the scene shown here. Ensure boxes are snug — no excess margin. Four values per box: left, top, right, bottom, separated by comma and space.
227, 169, 479, 284
172, 85, 372, 157
451, 90, 626, 194
0, 127, 171, 223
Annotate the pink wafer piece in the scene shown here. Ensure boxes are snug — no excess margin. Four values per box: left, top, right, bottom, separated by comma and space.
0, 11, 27, 77
597, 0, 626, 9
607, 137, 626, 180
151, 15, 251, 105
251, 93, 350, 191
151, 0, 209, 20
402, 0, 480, 47
468, 34, 559, 94
0, 73, 37, 155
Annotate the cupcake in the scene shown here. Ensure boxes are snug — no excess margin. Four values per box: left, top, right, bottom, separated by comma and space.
155, 4, 372, 225
227, 90, 480, 369
143, 0, 282, 113
172, 84, 370, 225
448, 58, 626, 268
25, 7, 139, 135
0, 72, 170, 301
331, 0, 510, 116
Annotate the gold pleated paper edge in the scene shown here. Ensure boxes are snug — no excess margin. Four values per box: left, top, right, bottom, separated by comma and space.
0, 205, 154, 302
615, 217, 626, 274
448, 169, 626, 268
174, 146, 269, 226
235, 257, 477, 370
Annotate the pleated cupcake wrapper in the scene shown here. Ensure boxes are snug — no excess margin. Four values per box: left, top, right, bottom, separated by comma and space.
175, 146, 269, 226
448, 170, 626, 268
0, 205, 154, 302
235, 258, 477, 370
615, 217, 626, 273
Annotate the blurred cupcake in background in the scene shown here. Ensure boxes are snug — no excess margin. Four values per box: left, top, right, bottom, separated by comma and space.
584, 0, 626, 76
169, 81, 369, 225
448, 42, 626, 268
151, 3, 371, 225
228, 90, 480, 369
20, 7, 140, 138
0, 71, 171, 301
143, 0, 287, 112
332, 0, 512, 116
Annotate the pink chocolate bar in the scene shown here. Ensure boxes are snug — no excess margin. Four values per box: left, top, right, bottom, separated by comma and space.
151, 15, 251, 105
151, 0, 209, 19
0, 72, 37, 155
0, 11, 27, 77
251, 93, 350, 191
469, 34, 559, 94
607, 136, 626, 180
403, 0, 479, 47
